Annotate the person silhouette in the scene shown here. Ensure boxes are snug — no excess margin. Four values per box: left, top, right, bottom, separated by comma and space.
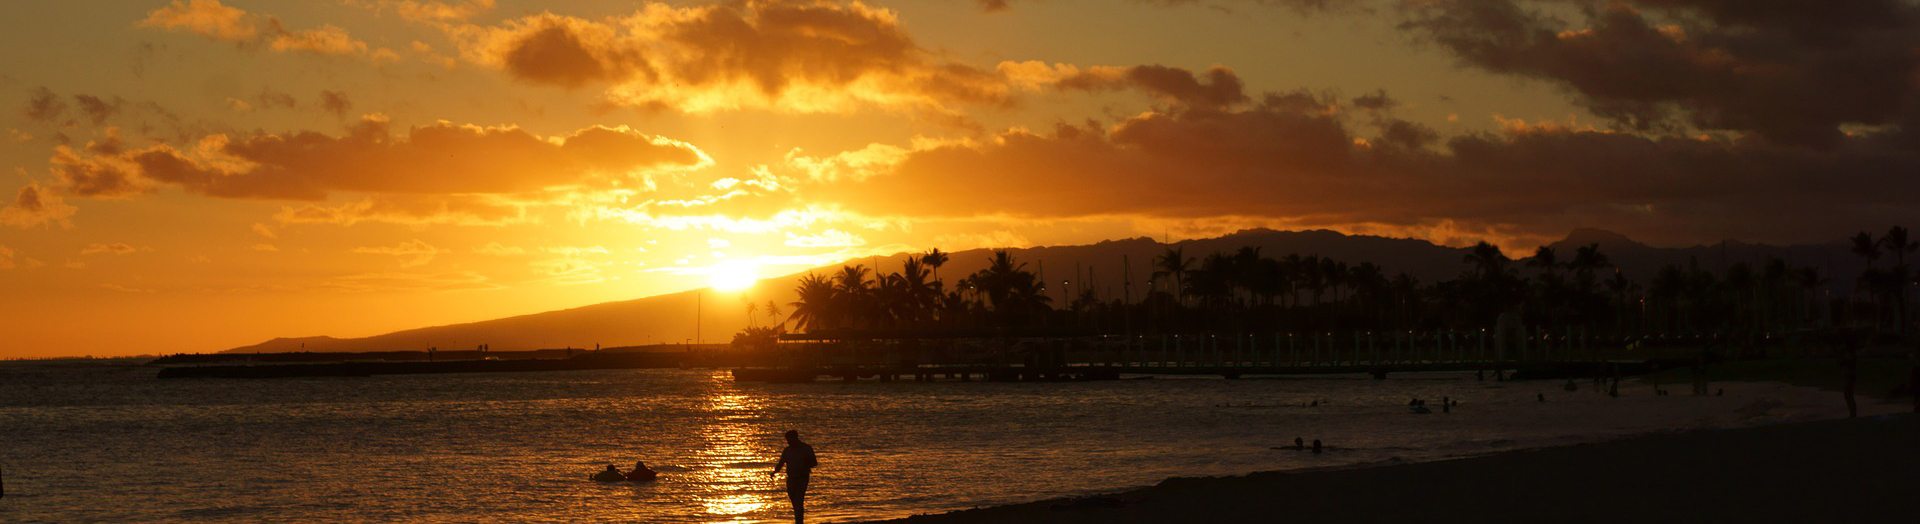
771, 429, 818, 523
1311, 439, 1323, 454
1294, 437, 1305, 450
626, 460, 658, 482
591, 464, 624, 482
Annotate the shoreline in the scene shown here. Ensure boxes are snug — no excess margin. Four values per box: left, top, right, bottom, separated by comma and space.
873, 413, 1919, 523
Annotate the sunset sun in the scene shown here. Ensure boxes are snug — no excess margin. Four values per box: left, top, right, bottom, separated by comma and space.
707, 260, 761, 292
5, 1, 1919, 522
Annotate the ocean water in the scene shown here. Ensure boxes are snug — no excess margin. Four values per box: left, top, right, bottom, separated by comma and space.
0, 361, 1878, 523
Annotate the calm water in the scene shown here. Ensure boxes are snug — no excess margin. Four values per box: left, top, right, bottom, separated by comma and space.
0, 361, 1874, 523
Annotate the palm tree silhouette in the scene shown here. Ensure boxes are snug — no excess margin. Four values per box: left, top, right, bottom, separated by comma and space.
922, 248, 949, 285
788, 273, 838, 333
1879, 226, 1915, 334
1852, 231, 1884, 329
1153, 247, 1192, 305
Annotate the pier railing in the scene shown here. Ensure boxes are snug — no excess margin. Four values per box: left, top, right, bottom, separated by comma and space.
734, 328, 1692, 382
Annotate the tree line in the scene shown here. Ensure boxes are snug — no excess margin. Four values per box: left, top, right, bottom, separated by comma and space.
739, 227, 1916, 344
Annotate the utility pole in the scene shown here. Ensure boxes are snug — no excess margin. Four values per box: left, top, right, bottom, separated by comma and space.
696, 290, 703, 346
1123, 255, 1133, 335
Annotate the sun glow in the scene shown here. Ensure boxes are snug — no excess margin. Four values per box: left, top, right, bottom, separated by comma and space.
707, 260, 761, 292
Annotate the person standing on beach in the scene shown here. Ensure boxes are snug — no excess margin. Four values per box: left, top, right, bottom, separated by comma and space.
772, 429, 818, 523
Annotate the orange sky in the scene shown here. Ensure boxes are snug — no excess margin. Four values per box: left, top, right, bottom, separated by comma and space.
4, 0, 1919, 358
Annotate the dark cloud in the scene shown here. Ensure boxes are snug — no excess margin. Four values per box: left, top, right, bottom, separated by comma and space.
257, 88, 297, 109
319, 90, 352, 118
74, 95, 122, 125
1351, 90, 1395, 111
498, 22, 627, 88
52, 117, 710, 200
1057, 65, 1249, 110
458, 1, 1010, 112
24, 87, 66, 122
0, 182, 77, 229
821, 78, 1920, 246
983, 0, 1344, 13
1402, 0, 1920, 147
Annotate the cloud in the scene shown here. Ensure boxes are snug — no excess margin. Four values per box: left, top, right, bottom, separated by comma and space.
23, 87, 66, 123
352, 239, 444, 267
51, 117, 710, 200
982, 0, 1344, 13
80, 243, 141, 256
0, 245, 13, 270
343, 0, 496, 23
140, 0, 380, 59
318, 90, 352, 118
270, 25, 368, 56
99, 283, 157, 293
450, 1, 1013, 114
1401, 0, 1920, 147
258, 88, 298, 109
473, 242, 526, 256
818, 84, 1920, 247
323, 270, 497, 292
139, 0, 259, 43
1025, 63, 1250, 110
274, 195, 533, 227
785, 228, 866, 248
74, 95, 123, 125
0, 182, 78, 229
251, 222, 276, 239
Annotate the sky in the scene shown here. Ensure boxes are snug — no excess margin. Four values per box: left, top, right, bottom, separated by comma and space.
3, 0, 1919, 357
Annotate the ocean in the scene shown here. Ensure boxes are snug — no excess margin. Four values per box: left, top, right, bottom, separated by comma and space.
0, 361, 1865, 522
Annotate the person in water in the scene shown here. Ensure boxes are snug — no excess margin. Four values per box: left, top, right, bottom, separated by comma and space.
626, 460, 658, 482
772, 429, 818, 523
1311, 439, 1323, 454
592, 465, 625, 482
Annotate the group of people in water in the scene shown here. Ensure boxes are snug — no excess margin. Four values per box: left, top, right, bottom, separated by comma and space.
591, 429, 818, 523
591, 461, 658, 483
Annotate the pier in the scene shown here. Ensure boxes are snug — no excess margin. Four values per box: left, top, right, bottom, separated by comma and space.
731, 330, 1696, 383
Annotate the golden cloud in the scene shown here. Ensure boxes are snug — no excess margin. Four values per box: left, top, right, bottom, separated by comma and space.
0, 182, 77, 229
451, 1, 1012, 114
141, 0, 384, 59
52, 117, 710, 200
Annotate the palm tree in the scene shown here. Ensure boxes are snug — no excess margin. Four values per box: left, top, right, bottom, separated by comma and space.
1796, 266, 1826, 328
1852, 231, 1884, 329
1153, 247, 1192, 305
1606, 269, 1637, 334
788, 273, 838, 332
1569, 244, 1610, 291
1527, 246, 1559, 278
922, 248, 950, 285
970, 250, 1050, 327
1465, 242, 1512, 282
765, 300, 783, 330
1879, 226, 1915, 334
834, 265, 874, 329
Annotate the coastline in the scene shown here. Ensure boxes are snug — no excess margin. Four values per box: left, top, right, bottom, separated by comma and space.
874, 413, 1919, 523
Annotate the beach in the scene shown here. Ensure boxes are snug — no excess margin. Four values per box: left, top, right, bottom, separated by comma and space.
880, 413, 1920, 523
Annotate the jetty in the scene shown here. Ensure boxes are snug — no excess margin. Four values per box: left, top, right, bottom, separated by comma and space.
730, 330, 1707, 383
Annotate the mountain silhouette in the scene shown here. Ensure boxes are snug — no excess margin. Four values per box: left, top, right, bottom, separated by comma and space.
222, 228, 1867, 353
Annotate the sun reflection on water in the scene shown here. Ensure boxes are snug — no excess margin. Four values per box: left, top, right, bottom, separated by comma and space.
692, 370, 777, 520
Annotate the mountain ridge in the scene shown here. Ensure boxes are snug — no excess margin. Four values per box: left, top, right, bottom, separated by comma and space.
223, 228, 1870, 354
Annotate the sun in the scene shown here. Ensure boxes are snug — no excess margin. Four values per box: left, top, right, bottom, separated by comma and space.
707, 260, 760, 292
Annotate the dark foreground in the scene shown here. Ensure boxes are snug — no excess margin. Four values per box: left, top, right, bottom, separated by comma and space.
879, 414, 1919, 523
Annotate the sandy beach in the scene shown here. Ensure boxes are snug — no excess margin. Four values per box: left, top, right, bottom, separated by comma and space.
878, 413, 1919, 523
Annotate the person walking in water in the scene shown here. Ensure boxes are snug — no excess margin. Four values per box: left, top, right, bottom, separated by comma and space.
771, 429, 818, 523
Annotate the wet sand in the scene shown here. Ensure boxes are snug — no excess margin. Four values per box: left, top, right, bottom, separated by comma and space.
877, 414, 1919, 523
